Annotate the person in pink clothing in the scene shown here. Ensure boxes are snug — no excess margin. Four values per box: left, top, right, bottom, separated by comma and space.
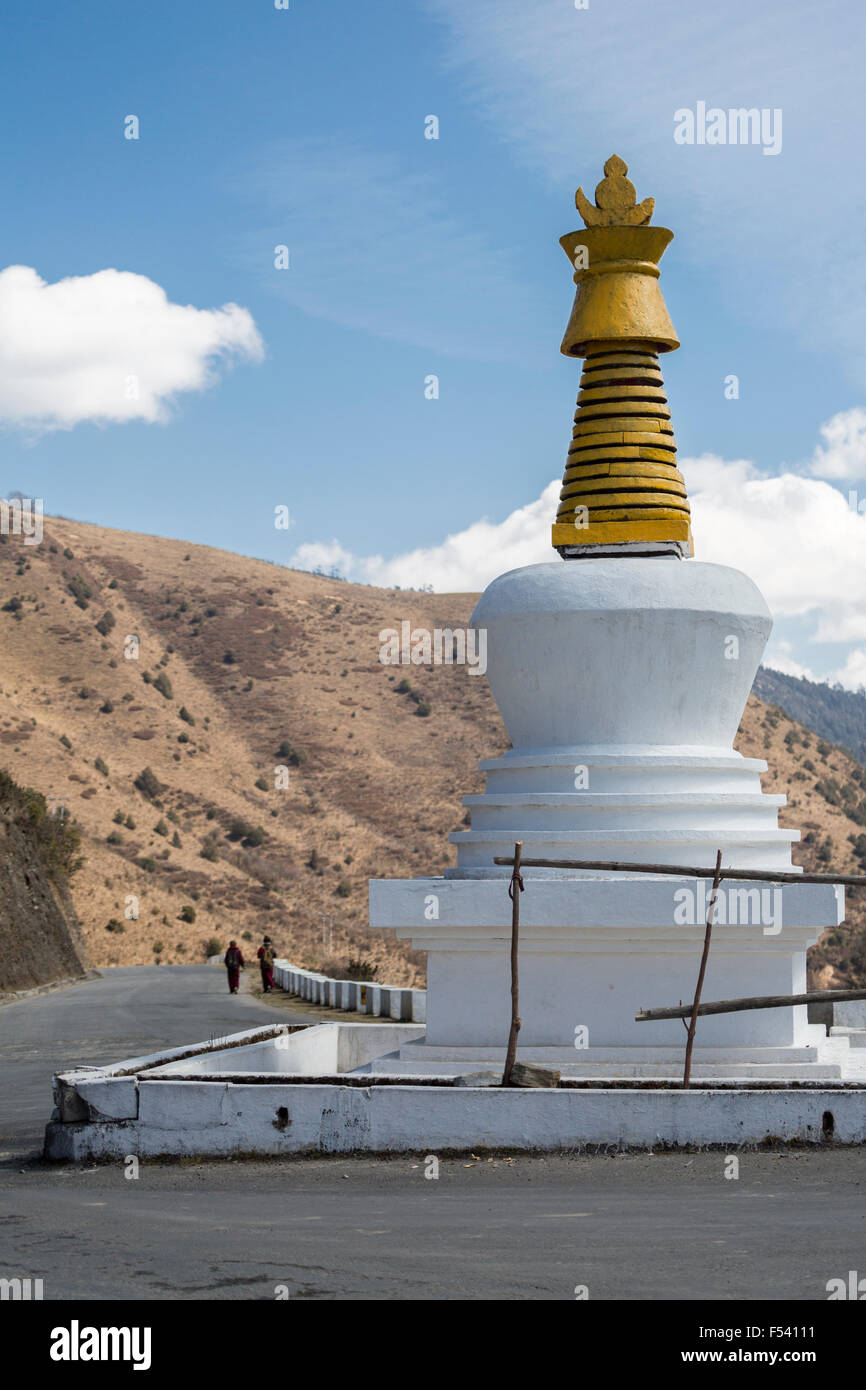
257, 936, 275, 992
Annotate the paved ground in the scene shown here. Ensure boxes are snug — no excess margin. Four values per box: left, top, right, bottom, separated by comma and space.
1, 966, 865, 1301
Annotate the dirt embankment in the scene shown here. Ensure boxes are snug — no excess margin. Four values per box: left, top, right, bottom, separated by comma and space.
0, 771, 90, 993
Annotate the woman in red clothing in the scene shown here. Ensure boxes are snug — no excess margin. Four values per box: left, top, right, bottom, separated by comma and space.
224, 940, 244, 993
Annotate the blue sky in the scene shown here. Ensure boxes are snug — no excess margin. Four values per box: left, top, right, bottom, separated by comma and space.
2, 0, 866, 684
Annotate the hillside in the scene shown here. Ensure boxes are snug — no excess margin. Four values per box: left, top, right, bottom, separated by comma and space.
0, 515, 507, 988
0, 514, 864, 990
754, 666, 866, 766
0, 768, 89, 992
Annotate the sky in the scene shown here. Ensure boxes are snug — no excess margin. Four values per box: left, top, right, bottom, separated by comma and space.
1, 0, 866, 687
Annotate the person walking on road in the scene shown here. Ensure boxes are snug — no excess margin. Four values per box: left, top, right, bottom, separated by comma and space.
257, 936, 275, 993
225, 940, 244, 994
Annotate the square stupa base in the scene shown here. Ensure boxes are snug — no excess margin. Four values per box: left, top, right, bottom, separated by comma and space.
370, 876, 846, 1066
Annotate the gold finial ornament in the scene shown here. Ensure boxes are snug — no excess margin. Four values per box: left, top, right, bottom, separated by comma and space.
574, 154, 654, 227
552, 155, 692, 558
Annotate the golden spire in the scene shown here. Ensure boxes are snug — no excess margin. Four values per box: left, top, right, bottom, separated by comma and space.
552, 156, 693, 558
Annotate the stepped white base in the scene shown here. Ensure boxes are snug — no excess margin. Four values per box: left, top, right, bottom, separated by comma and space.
354, 1035, 866, 1082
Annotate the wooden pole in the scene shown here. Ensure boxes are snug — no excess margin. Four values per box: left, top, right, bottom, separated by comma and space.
636, 985, 866, 1022
501, 841, 524, 1087
682, 850, 722, 1090
491, 855, 866, 888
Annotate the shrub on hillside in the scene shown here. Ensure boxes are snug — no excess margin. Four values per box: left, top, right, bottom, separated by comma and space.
134, 767, 164, 801
277, 739, 306, 766
67, 576, 91, 609
228, 817, 254, 842
0, 770, 82, 879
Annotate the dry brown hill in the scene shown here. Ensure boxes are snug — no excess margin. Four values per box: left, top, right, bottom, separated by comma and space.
0, 515, 507, 986
0, 515, 863, 989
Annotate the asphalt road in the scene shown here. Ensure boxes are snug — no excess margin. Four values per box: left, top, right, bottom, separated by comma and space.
1, 966, 865, 1301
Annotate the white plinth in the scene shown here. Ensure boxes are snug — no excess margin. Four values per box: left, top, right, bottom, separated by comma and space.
370, 876, 842, 1062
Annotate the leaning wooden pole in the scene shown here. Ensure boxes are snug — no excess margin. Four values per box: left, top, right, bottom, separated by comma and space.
682, 849, 723, 1090
491, 855, 866, 888
501, 840, 524, 1087
636, 986, 866, 1022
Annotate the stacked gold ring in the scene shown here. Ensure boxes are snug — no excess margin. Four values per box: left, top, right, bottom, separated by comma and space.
552, 341, 691, 550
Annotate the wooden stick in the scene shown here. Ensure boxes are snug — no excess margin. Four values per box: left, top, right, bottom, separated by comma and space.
501, 841, 524, 1087
492, 856, 866, 887
636, 986, 866, 1022
681, 850, 722, 1089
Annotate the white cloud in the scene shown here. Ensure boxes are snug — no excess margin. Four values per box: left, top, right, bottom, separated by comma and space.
0, 265, 264, 431
830, 649, 866, 692
291, 481, 561, 592
761, 643, 817, 682
807, 408, 866, 481
684, 455, 866, 652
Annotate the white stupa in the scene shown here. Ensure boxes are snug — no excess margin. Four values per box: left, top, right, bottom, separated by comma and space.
370, 157, 854, 1081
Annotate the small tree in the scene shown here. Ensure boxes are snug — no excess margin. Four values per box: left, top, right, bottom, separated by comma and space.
134, 767, 164, 801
